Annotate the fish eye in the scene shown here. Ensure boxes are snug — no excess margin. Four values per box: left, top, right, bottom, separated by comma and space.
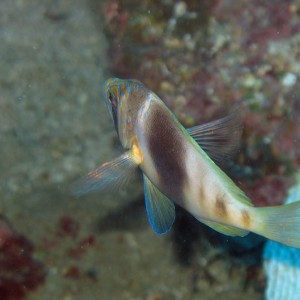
108, 92, 117, 108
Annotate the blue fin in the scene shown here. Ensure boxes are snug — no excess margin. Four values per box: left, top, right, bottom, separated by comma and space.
143, 175, 175, 234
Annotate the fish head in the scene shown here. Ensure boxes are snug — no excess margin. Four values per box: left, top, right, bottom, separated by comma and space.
103, 78, 149, 149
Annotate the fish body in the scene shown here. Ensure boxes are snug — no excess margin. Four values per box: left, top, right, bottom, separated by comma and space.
72, 78, 300, 248
136, 90, 250, 232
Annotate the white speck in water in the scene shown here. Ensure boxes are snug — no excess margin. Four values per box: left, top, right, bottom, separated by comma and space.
174, 1, 187, 18
281, 72, 297, 87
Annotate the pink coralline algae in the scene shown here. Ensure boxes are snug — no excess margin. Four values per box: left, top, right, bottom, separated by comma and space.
0, 217, 45, 300
57, 216, 80, 238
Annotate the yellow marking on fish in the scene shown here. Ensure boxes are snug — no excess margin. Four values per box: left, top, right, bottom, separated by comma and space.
131, 139, 143, 165
241, 209, 251, 228
215, 197, 228, 219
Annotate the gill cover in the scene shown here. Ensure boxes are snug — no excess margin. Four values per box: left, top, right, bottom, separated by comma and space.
103, 79, 120, 133
103, 78, 148, 149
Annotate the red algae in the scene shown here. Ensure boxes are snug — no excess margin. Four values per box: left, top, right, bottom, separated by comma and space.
68, 235, 96, 260
243, 176, 292, 207
63, 265, 80, 280
212, 0, 297, 45
0, 217, 45, 300
57, 216, 80, 238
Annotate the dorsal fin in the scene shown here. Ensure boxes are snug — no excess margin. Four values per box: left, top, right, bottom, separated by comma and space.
187, 109, 243, 164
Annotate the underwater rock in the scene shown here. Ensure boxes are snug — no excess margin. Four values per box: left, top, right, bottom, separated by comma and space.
263, 181, 300, 300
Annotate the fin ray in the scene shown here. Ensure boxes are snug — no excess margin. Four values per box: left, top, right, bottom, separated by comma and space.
70, 152, 137, 197
254, 200, 300, 248
187, 109, 243, 163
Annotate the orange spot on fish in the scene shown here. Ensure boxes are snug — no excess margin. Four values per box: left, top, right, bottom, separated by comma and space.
241, 209, 251, 228
131, 139, 143, 164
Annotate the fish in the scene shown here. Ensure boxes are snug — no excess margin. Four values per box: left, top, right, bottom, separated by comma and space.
71, 78, 300, 248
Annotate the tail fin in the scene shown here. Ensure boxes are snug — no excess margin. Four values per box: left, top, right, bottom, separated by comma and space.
253, 202, 300, 248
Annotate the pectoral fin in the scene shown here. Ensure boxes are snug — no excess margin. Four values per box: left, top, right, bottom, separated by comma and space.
201, 219, 249, 237
71, 151, 137, 197
143, 175, 175, 234
187, 109, 243, 164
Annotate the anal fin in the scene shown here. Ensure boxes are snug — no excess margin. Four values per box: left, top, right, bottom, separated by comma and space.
201, 219, 249, 237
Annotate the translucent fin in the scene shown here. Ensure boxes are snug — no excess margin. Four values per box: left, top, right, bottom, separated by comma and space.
187, 109, 243, 163
143, 174, 175, 234
71, 152, 137, 197
254, 201, 300, 248
201, 219, 249, 237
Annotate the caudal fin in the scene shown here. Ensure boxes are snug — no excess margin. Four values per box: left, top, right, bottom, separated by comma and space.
253, 201, 300, 248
